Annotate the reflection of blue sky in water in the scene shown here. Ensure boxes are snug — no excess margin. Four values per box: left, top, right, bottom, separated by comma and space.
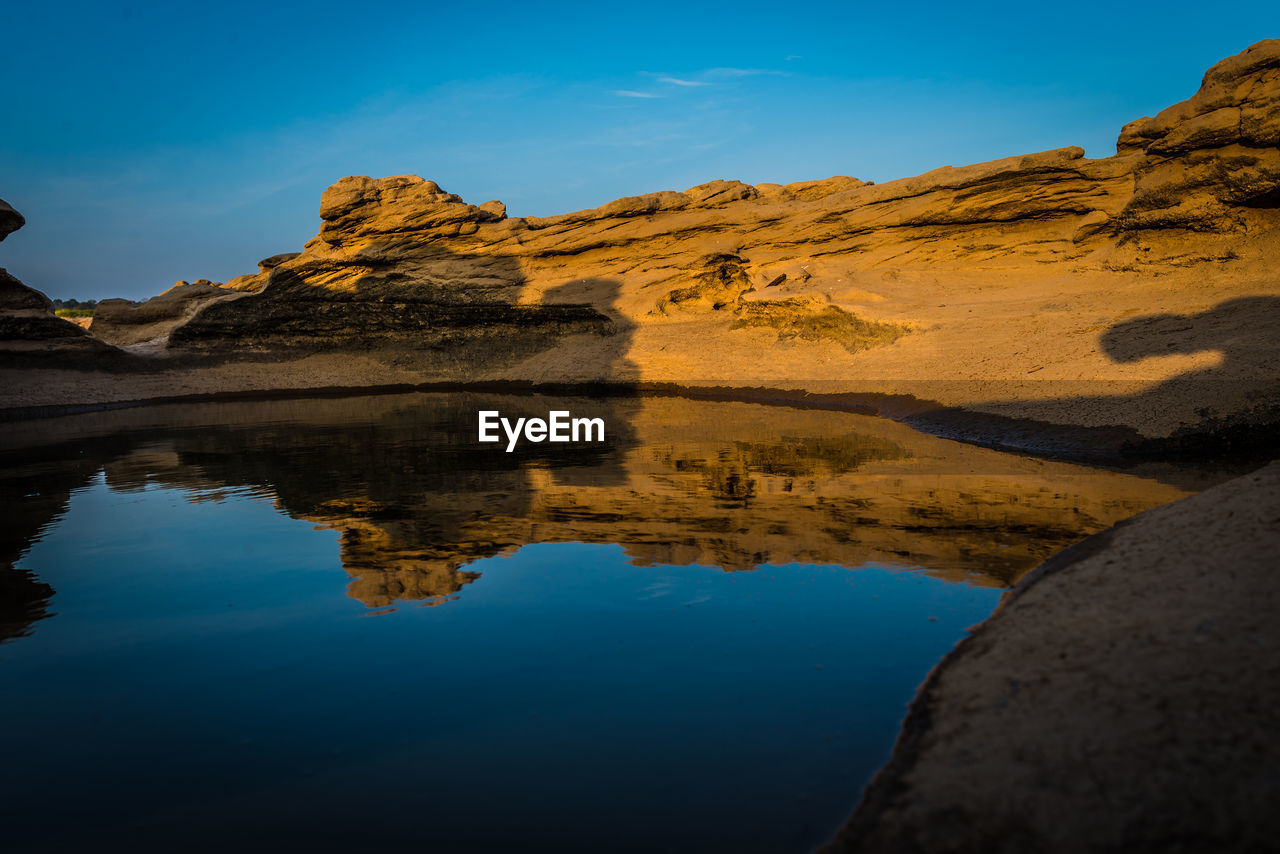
3, 476, 999, 852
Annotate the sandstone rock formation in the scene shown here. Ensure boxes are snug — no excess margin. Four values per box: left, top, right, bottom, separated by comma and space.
4, 41, 1279, 452
94, 279, 241, 347
220, 253, 300, 292
823, 460, 1280, 854
1117, 40, 1280, 229
0, 199, 115, 361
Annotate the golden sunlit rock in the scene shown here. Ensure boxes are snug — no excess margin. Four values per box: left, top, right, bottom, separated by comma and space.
4, 42, 1278, 451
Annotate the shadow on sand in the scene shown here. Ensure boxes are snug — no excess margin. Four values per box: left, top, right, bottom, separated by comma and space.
903, 296, 1280, 459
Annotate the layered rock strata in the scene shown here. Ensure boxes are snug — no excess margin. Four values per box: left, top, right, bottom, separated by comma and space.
5, 41, 1280, 450
93, 280, 239, 347
0, 199, 112, 360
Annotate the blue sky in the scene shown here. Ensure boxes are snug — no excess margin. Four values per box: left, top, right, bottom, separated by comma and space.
2, 1, 1276, 300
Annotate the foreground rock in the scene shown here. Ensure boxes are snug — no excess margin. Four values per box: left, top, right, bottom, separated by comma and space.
824, 460, 1280, 853
4, 42, 1280, 452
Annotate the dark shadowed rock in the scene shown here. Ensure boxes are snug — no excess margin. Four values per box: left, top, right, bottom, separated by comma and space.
0, 199, 24, 242
0, 268, 115, 357
0, 203, 115, 360
93, 280, 243, 347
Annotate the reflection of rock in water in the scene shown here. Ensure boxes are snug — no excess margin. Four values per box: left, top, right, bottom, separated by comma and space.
656, 433, 910, 509
0, 566, 54, 644
1, 392, 639, 613
736, 434, 910, 476
0, 393, 1198, 622
306, 499, 485, 607
0, 444, 108, 642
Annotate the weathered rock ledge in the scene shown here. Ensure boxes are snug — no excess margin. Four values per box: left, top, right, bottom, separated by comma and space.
2, 41, 1278, 454
823, 460, 1280, 853
0, 199, 111, 360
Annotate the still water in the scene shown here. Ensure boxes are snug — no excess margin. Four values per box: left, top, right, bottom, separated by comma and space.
0, 392, 1197, 852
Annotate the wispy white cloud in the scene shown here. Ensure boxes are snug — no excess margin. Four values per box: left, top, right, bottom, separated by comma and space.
658, 76, 708, 87
706, 67, 788, 78
612, 89, 663, 99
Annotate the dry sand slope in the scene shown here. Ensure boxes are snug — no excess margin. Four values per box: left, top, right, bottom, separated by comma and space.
2, 41, 1279, 452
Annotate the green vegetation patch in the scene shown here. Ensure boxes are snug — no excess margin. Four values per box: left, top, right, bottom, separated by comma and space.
54, 308, 94, 317
731, 299, 908, 353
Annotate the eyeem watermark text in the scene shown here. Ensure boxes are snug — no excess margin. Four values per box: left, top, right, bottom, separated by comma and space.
478, 410, 606, 452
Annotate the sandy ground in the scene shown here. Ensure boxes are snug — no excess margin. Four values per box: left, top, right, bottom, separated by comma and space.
4, 249, 1277, 452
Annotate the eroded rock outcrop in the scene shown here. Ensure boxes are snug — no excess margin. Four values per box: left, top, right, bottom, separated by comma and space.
5, 42, 1280, 449
1117, 39, 1280, 229
94, 280, 241, 347
221, 253, 299, 292
0, 199, 115, 360
158, 175, 617, 367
